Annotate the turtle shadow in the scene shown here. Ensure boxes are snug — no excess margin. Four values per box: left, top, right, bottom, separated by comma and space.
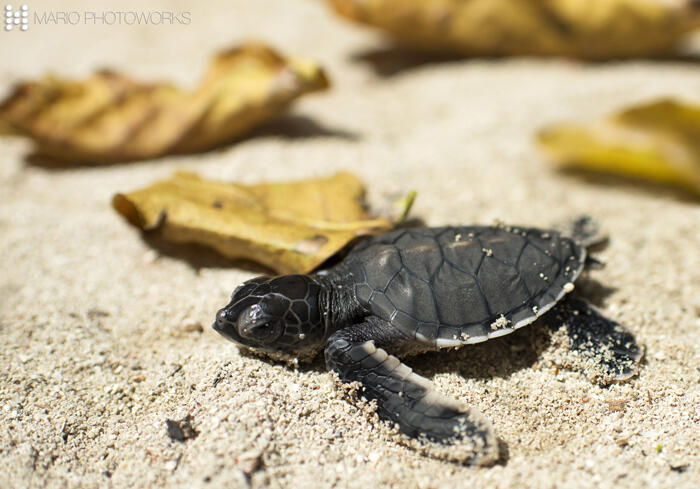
495, 438, 510, 466
237, 347, 327, 373
411, 322, 553, 383
574, 277, 617, 308
394, 217, 428, 229
352, 45, 700, 78
21, 114, 359, 170
235, 324, 546, 383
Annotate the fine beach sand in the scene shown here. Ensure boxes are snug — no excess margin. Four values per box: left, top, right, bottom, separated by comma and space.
1, 1, 699, 488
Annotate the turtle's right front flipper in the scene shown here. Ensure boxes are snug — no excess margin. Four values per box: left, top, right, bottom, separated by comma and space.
325, 321, 498, 465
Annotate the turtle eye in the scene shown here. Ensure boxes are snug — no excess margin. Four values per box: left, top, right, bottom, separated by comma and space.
236, 305, 283, 344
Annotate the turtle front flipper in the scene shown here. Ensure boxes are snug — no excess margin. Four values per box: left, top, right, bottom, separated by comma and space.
544, 297, 644, 384
325, 321, 498, 465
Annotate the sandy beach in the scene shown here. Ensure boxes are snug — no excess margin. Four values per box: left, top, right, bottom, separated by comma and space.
1, 1, 699, 488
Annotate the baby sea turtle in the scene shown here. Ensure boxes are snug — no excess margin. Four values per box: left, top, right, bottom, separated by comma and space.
213, 218, 642, 465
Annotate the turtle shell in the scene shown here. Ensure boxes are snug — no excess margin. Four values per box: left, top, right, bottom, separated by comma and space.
339, 225, 585, 346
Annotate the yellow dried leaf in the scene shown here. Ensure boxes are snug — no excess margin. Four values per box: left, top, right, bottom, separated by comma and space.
0, 42, 329, 163
537, 98, 700, 196
328, 0, 700, 59
112, 172, 415, 274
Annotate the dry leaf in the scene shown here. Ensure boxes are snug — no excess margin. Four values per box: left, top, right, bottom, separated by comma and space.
112, 172, 415, 274
537, 98, 700, 196
328, 0, 700, 59
0, 42, 329, 163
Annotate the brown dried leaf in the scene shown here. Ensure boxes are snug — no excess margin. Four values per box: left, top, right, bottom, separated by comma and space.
538, 98, 700, 196
112, 172, 415, 274
328, 0, 700, 59
0, 42, 329, 163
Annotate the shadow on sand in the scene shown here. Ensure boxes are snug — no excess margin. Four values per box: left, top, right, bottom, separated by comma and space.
22, 113, 360, 170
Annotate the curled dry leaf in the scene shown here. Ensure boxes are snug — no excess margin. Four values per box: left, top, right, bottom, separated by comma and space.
327, 0, 700, 59
537, 99, 700, 196
112, 172, 415, 274
0, 42, 329, 163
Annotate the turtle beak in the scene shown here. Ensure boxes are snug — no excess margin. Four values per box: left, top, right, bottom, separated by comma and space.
235, 306, 267, 339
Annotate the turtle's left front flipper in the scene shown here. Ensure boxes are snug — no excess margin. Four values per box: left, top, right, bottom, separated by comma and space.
325, 319, 498, 465
544, 297, 643, 384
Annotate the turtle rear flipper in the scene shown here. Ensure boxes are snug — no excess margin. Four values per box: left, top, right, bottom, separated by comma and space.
325, 321, 498, 466
544, 297, 644, 384
554, 215, 608, 249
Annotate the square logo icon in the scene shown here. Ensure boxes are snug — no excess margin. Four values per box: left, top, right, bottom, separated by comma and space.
5, 4, 29, 31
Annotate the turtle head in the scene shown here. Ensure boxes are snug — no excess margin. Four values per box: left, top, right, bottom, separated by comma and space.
213, 274, 326, 360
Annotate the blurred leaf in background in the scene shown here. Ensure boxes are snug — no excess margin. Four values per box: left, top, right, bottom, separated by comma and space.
0, 43, 329, 164
112, 172, 416, 274
327, 0, 700, 59
538, 99, 700, 197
